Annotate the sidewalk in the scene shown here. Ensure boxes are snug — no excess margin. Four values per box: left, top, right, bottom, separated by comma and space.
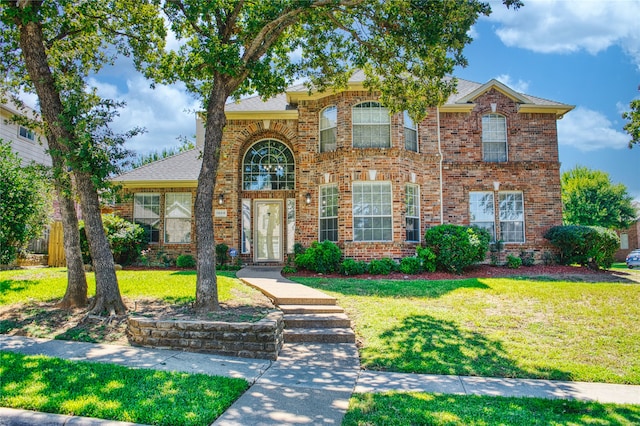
1, 267, 639, 425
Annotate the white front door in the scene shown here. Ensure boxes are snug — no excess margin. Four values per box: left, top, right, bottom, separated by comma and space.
254, 200, 283, 262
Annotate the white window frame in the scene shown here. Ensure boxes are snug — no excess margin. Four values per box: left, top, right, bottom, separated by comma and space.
164, 192, 192, 244
405, 184, 420, 242
241, 199, 251, 254
18, 125, 35, 142
319, 184, 339, 242
319, 105, 337, 153
352, 181, 393, 242
469, 191, 496, 241
482, 113, 507, 162
133, 193, 161, 243
404, 111, 418, 152
499, 191, 525, 243
242, 139, 295, 191
352, 101, 391, 148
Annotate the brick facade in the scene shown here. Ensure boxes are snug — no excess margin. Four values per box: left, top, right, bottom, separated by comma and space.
115, 80, 570, 264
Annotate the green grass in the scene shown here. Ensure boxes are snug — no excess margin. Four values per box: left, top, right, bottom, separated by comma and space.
344, 392, 640, 426
0, 268, 248, 305
292, 276, 640, 384
0, 351, 248, 426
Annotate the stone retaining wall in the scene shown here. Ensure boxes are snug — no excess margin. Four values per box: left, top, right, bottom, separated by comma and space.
127, 311, 284, 360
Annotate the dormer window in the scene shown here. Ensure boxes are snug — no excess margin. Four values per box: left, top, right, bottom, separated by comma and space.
404, 111, 418, 152
320, 106, 337, 152
482, 113, 507, 162
352, 101, 390, 148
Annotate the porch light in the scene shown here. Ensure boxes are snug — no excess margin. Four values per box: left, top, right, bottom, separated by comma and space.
305, 193, 312, 205
218, 193, 224, 205
493, 181, 500, 191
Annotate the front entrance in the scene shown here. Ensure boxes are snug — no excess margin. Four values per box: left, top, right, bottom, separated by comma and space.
254, 200, 283, 262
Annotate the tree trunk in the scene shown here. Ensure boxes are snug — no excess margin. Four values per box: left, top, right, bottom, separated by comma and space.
193, 83, 228, 313
17, 16, 124, 314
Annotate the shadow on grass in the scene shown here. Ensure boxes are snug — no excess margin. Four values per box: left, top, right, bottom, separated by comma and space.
0, 279, 41, 303
294, 277, 490, 299
363, 314, 571, 381
345, 392, 640, 426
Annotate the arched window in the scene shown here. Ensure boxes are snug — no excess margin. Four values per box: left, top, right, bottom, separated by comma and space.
320, 106, 337, 152
352, 101, 390, 148
482, 113, 507, 162
242, 139, 295, 190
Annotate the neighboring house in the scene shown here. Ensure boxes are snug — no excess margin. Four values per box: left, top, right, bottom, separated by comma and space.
1, 100, 51, 167
616, 202, 640, 261
114, 71, 574, 265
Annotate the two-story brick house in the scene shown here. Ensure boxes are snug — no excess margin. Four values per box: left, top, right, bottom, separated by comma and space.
114, 71, 573, 265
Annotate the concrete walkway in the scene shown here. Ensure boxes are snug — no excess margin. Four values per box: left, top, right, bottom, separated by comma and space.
1, 266, 639, 425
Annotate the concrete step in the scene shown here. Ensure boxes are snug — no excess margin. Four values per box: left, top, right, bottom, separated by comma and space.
284, 328, 356, 343
284, 313, 351, 329
274, 295, 337, 306
279, 304, 345, 314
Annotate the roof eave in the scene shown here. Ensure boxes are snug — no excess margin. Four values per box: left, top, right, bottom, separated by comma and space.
517, 104, 575, 118
225, 110, 299, 120
286, 82, 369, 103
114, 180, 198, 189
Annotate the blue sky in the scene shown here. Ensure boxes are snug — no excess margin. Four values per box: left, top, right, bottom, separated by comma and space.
24, 0, 639, 201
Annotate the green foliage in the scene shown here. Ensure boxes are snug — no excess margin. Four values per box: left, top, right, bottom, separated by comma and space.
399, 257, 422, 275
424, 224, 491, 274
542, 251, 556, 266
489, 240, 504, 266
368, 258, 397, 275
622, 92, 640, 148
544, 225, 619, 270
519, 250, 535, 267
295, 240, 342, 274
215, 243, 229, 266
176, 254, 196, 269
341, 258, 368, 276
79, 214, 146, 265
561, 166, 637, 229
416, 246, 437, 273
506, 254, 522, 269
0, 140, 51, 265
293, 243, 305, 255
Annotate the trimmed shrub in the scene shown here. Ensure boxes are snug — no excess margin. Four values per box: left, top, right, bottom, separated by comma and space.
399, 257, 422, 275
79, 214, 146, 265
519, 250, 535, 267
506, 254, 522, 269
544, 225, 619, 270
215, 243, 229, 266
369, 258, 396, 275
416, 246, 437, 273
295, 240, 342, 273
424, 224, 491, 274
341, 258, 368, 276
176, 254, 196, 268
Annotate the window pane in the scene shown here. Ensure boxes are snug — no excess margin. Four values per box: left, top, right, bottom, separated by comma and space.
482, 114, 507, 162
241, 199, 251, 254
165, 193, 191, 243
320, 185, 338, 242
243, 140, 295, 190
404, 111, 418, 152
353, 102, 390, 148
353, 182, 392, 242
134, 193, 160, 243
406, 184, 420, 242
470, 191, 495, 241
498, 192, 524, 242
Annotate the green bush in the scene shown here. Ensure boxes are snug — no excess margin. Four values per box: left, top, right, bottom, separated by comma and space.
295, 240, 342, 273
424, 224, 491, 274
519, 250, 535, 267
399, 257, 422, 274
506, 254, 522, 269
341, 258, 368, 276
416, 246, 437, 273
176, 254, 196, 268
368, 258, 397, 275
215, 243, 229, 266
79, 214, 146, 265
544, 225, 619, 270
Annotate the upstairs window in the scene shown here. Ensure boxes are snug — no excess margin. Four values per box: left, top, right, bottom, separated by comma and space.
404, 111, 418, 152
18, 126, 35, 142
243, 139, 295, 190
482, 114, 507, 162
352, 101, 390, 148
320, 106, 337, 152
133, 193, 160, 243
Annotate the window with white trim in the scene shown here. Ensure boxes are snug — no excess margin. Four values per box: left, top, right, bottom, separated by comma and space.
482, 114, 507, 162
133, 193, 160, 243
18, 126, 35, 142
499, 191, 524, 242
241, 199, 251, 254
319, 184, 338, 242
164, 193, 191, 243
405, 184, 420, 242
469, 191, 496, 241
352, 102, 390, 148
404, 111, 418, 152
320, 106, 337, 152
242, 139, 295, 190
353, 181, 392, 241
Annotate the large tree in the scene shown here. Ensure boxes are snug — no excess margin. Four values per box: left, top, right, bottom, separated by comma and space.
561, 166, 637, 229
147, 0, 521, 312
0, 1, 164, 314
623, 86, 639, 148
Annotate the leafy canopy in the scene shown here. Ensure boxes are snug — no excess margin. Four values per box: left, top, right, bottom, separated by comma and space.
623, 93, 639, 148
561, 166, 637, 229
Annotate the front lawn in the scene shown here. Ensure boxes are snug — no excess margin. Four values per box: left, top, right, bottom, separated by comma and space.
0, 351, 248, 426
292, 276, 640, 384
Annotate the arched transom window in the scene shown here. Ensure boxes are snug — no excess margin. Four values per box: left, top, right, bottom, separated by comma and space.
243, 139, 295, 190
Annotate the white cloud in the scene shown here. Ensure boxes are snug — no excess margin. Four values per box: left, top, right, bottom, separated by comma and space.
487, 0, 640, 67
558, 106, 629, 151
493, 74, 529, 93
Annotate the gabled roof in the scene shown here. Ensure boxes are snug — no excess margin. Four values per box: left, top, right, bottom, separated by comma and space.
113, 149, 201, 188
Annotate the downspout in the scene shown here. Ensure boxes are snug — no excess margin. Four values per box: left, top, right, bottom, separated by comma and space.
437, 106, 444, 224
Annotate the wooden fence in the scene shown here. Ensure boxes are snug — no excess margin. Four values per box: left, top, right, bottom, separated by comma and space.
48, 221, 66, 267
